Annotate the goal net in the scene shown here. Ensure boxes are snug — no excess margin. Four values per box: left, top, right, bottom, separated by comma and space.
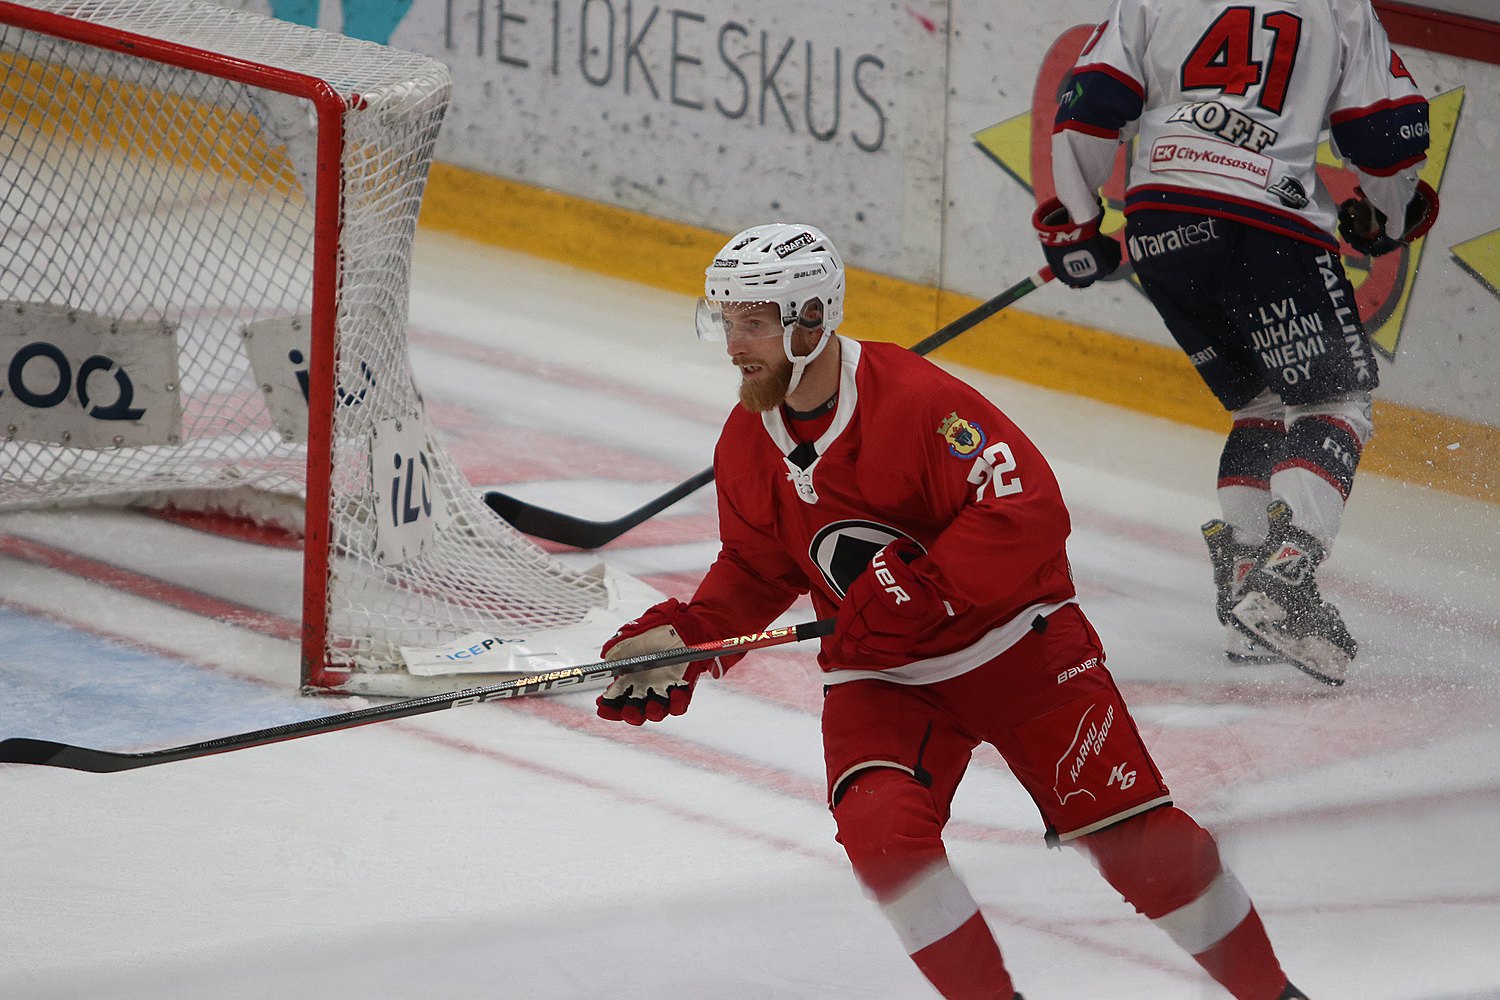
0, 0, 650, 696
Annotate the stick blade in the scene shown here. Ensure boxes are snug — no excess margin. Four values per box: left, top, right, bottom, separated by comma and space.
0, 737, 139, 773
483, 491, 621, 548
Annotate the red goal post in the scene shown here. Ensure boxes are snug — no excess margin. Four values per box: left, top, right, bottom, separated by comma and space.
0, 0, 646, 695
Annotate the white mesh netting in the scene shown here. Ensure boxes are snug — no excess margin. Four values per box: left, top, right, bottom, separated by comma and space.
0, 0, 633, 694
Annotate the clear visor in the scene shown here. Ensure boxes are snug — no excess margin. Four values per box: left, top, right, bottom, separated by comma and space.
695, 298, 789, 342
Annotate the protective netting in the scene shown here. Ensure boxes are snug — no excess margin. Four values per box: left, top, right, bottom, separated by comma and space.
0, 0, 621, 693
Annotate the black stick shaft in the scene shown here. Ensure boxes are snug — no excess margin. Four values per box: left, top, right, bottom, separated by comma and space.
908, 267, 1052, 356
0, 619, 835, 772
486, 267, 1055, 547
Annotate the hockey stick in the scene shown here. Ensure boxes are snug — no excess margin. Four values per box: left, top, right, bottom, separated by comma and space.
0, 619, 834, 773
484, 466, 716, 552
484, 265, 1056, 548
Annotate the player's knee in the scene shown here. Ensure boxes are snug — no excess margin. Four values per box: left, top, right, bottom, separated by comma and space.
1074, 805, 1223, 919
1229, 388, 1282, 424
833, 767, 947, 897
1218, 390, 1286, 487
1277, 392, 1372, 498
1286, 392, 1373, 447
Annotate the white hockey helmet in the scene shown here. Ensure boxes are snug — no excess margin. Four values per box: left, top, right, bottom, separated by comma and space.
695, 223, 846, 343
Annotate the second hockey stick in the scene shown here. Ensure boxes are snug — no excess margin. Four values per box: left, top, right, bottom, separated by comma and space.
484, 265, 1056, 548
0, 619, 834, 773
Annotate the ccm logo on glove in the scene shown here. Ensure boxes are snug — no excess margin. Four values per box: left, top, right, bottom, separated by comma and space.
1032, 197, 1123, 288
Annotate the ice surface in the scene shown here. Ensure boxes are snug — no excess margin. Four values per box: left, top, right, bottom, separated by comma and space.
1, 232, 1496, 999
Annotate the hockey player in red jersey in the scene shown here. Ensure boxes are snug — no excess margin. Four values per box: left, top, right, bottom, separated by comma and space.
1033, 0, 1436, 686
595, 223, 1309, 999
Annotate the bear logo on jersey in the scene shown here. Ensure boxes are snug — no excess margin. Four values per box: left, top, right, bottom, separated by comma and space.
808, 520, 925, 598
937, 411, 986, 458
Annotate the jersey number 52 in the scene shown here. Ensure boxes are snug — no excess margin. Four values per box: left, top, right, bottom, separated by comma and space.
968, 441, 1023, 501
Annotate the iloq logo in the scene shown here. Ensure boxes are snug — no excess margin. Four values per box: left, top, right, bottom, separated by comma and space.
0, 305, 181, 448
2, 342, 146, 421
371, 414, 448, 566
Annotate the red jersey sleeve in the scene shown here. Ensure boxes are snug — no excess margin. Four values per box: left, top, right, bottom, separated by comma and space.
681, 428, 810, 639
918, 402, 1073, 612
861, 346, 1075, 618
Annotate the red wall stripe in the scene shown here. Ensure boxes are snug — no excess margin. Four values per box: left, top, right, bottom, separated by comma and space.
1375, 1, 1500, 66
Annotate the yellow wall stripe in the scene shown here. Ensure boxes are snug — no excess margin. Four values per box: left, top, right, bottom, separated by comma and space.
421, 162, 1495, 504
0, 52, 297, 193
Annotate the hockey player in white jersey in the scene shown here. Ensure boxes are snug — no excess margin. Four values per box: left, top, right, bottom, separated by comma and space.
1033, 0, 1436, 686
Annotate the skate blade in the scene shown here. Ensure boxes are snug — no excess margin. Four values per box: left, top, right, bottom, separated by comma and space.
1231, 595, 1349, 687
1222, 623, 1284, 664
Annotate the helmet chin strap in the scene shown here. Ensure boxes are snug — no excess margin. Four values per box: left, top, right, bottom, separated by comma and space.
782, 324, 831, 399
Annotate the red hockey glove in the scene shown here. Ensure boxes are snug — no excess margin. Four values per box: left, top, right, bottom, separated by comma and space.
1337, 180, 1439, 257
1033, 197, 1122, 288
831, 540, 957, 668
596, 598, 728, 725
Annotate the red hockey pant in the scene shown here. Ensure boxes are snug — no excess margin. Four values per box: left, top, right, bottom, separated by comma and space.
824, 607, 1289, 998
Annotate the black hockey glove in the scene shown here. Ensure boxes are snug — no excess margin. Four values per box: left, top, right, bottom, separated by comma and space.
1032, 197, 1122, 288
1337, 180, 1440, 257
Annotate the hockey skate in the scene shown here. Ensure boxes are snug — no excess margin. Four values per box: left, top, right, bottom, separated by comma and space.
1277, 983, 1311, 1000
1201, 519, 1281, 664
1230, 502, 1356, 687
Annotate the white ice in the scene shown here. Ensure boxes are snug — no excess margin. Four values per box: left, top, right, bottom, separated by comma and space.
1, 232, 1497, 1000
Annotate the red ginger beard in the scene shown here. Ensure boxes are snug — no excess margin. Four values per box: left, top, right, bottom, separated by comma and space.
736, 353, 794, 413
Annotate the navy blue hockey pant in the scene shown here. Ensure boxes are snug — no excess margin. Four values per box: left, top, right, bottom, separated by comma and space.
1125, 210, 1379, 411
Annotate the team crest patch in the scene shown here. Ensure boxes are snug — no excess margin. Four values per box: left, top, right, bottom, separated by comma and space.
938, 411, 985, 458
